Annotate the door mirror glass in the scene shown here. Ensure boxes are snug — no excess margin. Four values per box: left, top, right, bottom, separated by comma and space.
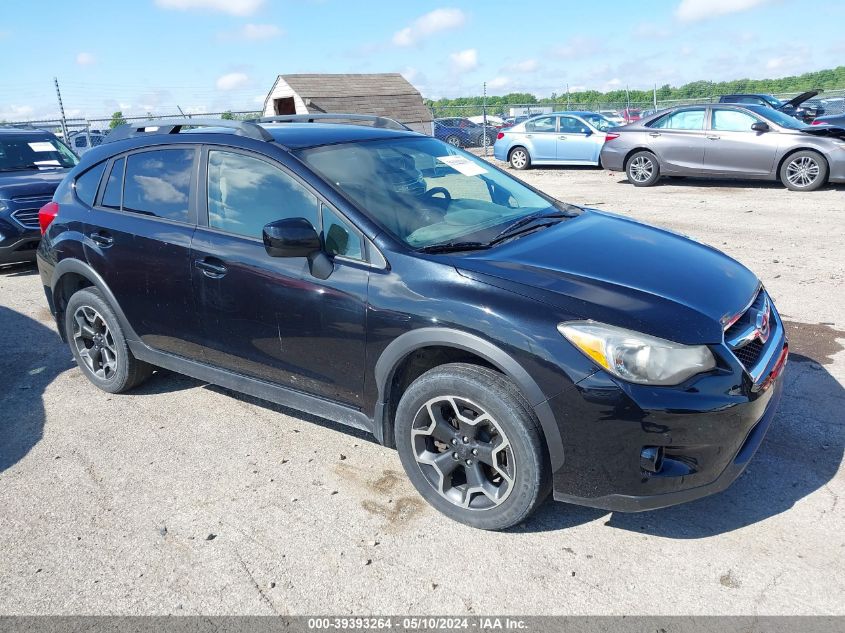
751, 121, 770, 132
263, 217, 321, 258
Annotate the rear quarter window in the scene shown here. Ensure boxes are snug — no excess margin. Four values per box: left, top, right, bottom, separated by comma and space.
101, 157, 124, 209
74, 162, 107, 207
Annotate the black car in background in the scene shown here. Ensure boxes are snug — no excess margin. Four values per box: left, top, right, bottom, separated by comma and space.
35, 115, 787, 530
719, 90, 824, 122
0, 128, 78, 265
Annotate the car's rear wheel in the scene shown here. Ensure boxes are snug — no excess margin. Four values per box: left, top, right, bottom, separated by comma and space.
626, 150, 660, 186
481, 132, 495, 147
65, 287, 153, 394
445, 135, 462, 148
509, 147, 531, 170
395, 363, 549, 530
780, 150, 828, 191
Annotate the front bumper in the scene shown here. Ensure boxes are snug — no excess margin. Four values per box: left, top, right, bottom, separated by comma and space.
0, 217, 40, 264
550, 334, 788, 512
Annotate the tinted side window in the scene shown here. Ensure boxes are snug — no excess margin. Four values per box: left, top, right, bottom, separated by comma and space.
74, 162, 107, 207
101, 157, 124, 209
207, 150, 319, 239
74, 136, 87, 149
711, 109, 758, 132
650, 109, 705, 130
321, 205, 363, 260
526, 116, 556, 132
123, 149, 194, 222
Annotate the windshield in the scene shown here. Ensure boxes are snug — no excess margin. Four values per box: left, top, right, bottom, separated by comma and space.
297, 136, 575, 249
0, 135, 78, 172
581, 113, 616, 131
746, 105, 808, 129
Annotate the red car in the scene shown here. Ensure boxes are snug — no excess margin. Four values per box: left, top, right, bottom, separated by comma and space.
621, 108, 641, 122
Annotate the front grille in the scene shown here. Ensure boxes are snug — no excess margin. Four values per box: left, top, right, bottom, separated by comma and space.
725, 288, 776, 373
11, 208, 40, 229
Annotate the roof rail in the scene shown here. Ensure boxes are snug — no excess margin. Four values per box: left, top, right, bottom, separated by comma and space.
254, 114, 410, 131
105, 118, 274, 143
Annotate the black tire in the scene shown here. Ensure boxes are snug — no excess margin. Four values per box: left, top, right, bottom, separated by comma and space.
395, 363, 550, 530
64, 287, 153, 394
625, 150, 660, 186
481, 132, 494, 147
509, 146, 531, 170
779, 150, 828, 191
445, 135, 462, 148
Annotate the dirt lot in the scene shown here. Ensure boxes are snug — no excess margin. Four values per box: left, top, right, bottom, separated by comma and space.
1, 165, 843, 615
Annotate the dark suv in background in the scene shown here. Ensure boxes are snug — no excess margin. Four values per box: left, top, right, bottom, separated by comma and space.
0, 128, 78, 265
36, 115, 787, 530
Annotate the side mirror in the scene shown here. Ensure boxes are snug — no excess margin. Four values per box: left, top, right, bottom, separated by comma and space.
751, 122, 770, 132
582, 128, 592, 136
263, 217, 321, 258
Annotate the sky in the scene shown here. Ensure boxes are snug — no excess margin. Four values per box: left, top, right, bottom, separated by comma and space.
1, 0, 844, 122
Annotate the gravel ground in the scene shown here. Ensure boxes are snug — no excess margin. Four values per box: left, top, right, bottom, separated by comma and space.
0, 165, 843, 616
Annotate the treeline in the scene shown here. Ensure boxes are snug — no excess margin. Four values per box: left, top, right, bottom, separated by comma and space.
426, 65, 845, 112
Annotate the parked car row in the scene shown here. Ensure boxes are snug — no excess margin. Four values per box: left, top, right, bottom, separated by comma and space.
491, 101, 845, 192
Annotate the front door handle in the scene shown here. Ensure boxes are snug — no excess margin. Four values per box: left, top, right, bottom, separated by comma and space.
89, 231, 113, 247
706, 135, 721, 140
648, 132, 661, 138
195, 258, 228, 278
558, 136, 568, 140
524, 134, 533, 138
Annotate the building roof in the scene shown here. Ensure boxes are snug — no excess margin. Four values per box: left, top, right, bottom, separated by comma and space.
268, 73, 432, 128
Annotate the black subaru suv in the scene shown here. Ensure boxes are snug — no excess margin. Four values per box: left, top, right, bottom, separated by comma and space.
0, 127, 78, 265
36, 115, 788, 530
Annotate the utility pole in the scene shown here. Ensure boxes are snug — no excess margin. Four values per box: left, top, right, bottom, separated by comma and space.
567, 83, 571, 109
653, 84, 658, 109
53, 77, 69, 142
177, 105, 187, 118
482, 81, 488, 157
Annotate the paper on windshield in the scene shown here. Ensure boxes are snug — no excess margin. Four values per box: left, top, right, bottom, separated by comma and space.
28, 142, 57, 152
436, 155, 487, 177
34, 159, 61, 167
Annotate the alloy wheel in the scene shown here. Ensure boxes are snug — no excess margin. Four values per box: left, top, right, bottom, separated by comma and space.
629, 155, 654, 182
72, 306, 118, 380
411, 396, 515, 510
510, 150, 528, 169
446, 136, 461, 147
786, 156, 819, 188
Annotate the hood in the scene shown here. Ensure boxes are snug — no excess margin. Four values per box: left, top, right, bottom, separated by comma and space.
800, 124, 845, 140
781, 90, 821, 109
455, 210, 760, 344
0, 168, 68, 200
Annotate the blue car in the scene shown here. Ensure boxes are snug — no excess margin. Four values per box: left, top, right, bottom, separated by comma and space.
433, 117, 495, 148
494, 111, 618, 170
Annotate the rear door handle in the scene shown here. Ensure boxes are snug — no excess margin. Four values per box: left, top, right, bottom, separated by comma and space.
89, 231, 113, 247
195, 258, 228, 278
706, 135, 721, 140
558, 136, 568, 140
524, 134, 533, 138
648, 132, 661, 138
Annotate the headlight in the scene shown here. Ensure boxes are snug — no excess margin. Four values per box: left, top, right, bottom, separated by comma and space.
558, 320, 716, 386
0, 200, 8, 212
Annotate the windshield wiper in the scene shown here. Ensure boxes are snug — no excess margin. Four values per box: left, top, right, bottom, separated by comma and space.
489, 209, 572, 245
418, 241, 490, 254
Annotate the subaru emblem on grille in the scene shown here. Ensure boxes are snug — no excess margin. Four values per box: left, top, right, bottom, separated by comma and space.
753, 297, 771, 344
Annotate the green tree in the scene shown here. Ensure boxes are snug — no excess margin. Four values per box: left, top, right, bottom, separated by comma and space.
109, 111, 127, 129
221, 110, 234, 120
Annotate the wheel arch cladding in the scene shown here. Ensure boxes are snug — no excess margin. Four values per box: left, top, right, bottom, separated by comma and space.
51, 259, 139, 343
374, 327, 565, 471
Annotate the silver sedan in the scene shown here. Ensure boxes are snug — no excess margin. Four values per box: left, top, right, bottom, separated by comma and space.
600, 103, 845, 191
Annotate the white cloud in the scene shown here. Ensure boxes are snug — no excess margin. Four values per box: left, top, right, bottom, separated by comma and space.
392, 8, 466, 46
155, 0, 264, 16
675, 0, 772, 22
76, 52, 96, 66
221, 23, 283, 41
216, 72, 250, 90
449, 49, 478, 73
488, 76, 511, 90
0, 104, 35, 121
633, 22, 671, 38
504, 59, 539, 73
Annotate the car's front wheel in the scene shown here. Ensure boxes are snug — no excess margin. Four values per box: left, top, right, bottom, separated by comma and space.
65, 287, 153, 393
509, 147, 531, 170
626, 150, 660, 186
780, 150, 828, 191
395, 363, 549, 530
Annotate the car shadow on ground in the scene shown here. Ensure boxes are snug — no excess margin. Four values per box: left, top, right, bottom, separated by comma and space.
0, 304, 73, 473
523, 322, 845, 538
